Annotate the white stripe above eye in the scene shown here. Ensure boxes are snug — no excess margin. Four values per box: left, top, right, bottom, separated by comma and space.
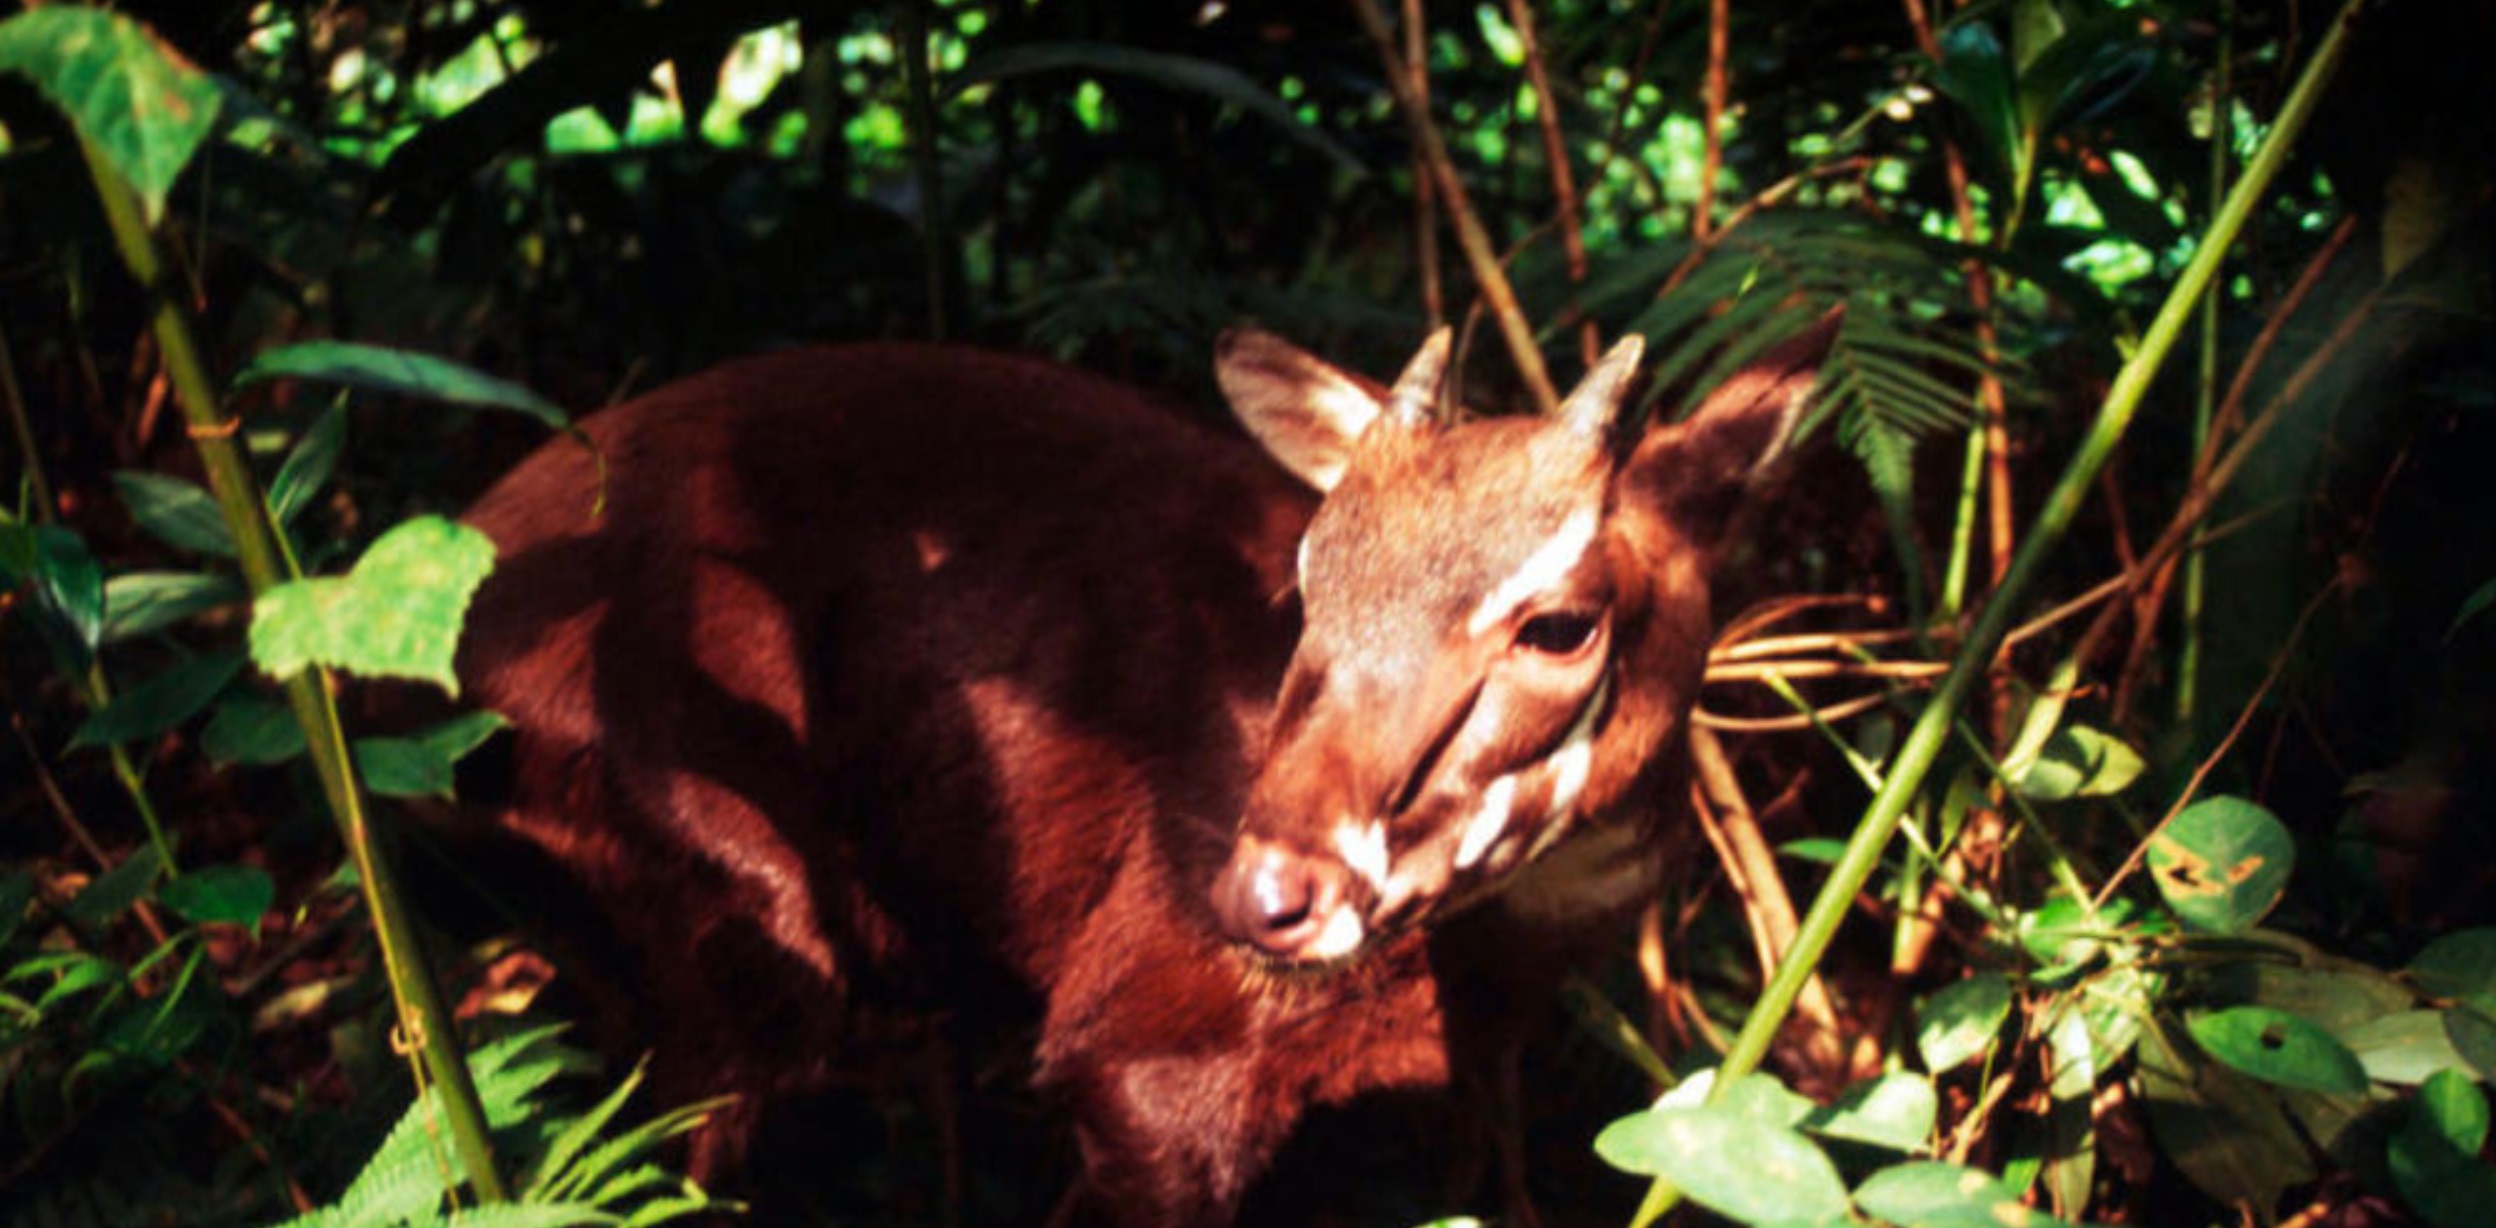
1465, 508, 1601, 637
1455, 773, 1520, 870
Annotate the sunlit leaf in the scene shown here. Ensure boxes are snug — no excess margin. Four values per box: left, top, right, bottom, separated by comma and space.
1918, 972, 2013, 1073
2340, 1010, 2477, 1085
1855, 1160, 2077, 1228
234, 342, 569, 431
251, 516, 497, 694
2135, 1012, 2314, 1209
0, 7, 222, 223
1805, 1071, 1937, 1152
2390, 1071, 2496, 1228
1594, 1104, 1849, 1224
2012, 723, 2144, 800
2149, 796, 2293, 934
2187, 1006, 2369, 1095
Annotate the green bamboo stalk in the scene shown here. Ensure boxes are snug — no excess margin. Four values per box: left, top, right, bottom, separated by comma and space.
77, 137, 507, 1204
2177, 0, 2235, 727
1632, 3, 2364, 1219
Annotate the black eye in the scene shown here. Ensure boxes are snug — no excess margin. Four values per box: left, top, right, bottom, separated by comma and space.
1514, 611, 1599, 656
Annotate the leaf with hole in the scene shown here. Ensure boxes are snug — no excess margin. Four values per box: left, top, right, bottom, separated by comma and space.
1854, 1160, 2077, 1228
233, 342, 570, 431
2136, 1012, 2314, 1209
2187, 1006, 2369, 1095
112, 471, 238, 557
0, 7, 223, 224
70, 650, 247, 748
1918, 972, 2013, 1073
1594, 1103, 1849, 1225
2149, 796, 2293, 933
251, 516, 496, 694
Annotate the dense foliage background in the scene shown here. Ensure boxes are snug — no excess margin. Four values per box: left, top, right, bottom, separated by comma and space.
2, 0, 2492, 1225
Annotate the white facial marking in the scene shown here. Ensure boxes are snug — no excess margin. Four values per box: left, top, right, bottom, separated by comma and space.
1307, 902, 1366, 960
1466, 508, 1601, 637
1455, 773, 1520, 870
1335, 820, 1390, 892
1528, 671, 1612, 861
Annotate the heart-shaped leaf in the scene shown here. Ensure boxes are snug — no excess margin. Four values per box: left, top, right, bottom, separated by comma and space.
1595, 1103, 1849, 1225
0, 8, 222, 223
2150, 796, 2293, 933
250, 516, 496, 695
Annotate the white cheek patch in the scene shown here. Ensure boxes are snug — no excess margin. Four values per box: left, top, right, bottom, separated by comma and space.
1334, 820, 1391, 893
1454, 773, 1520, 870
1466, 508, 1601, 637
1526, 671, 1612, 862
1295, 535, 1312, 589
1307, 902, 1366, 960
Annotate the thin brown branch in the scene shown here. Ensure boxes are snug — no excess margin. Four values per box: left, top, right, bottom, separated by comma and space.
1688, 730, 1842, 1064
1348, 0, 1558, 411
1501, 0, 1597, 367
1402, 0, 1443, 325
1694, 0, 1728, 242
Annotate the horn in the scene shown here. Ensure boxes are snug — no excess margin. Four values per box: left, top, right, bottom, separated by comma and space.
1554, 333, 1645, 436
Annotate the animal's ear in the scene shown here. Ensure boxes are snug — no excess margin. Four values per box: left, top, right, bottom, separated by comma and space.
1623, 307, 1842, 545
1217, 329, 1450, 492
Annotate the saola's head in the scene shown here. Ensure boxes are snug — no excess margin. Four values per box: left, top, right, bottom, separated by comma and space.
1209, 317, 1838, 963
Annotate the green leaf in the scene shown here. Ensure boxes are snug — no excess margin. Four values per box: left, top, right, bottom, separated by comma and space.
1804, 1071, 1937, 1152
251, 516, 497, 694
101, 571, 247, 642
2446, 1006, 2496, 1081
1918, 972, 2013, 1073
1594, 1104, 1850, 1225
268, 404, 346, 526
1933, 20, 2024, 183
353, 710, 506, 799
64, 843, 165, 927
18, 523, 106, 675
2149, 796, 2294, 934
2410, 928, 2496, 1018
70, 649, 247, 748
112, 471, 238, 557
953, 42, 1365, 179
0, 8, 223, 224
1854, 1161, 2076, 1228
233, 342, 570, 431
2448, 577, 2496, 641
2187, 1006, 2370, 1095
2339, 1010, 2477, 1085
159, 864, 274, 929
2135, 1012, 2314, 1209
2012, 724, 2144, 800
2390, 1071, 2496, 1228
1660, 1069, 1814, 1128
200, 692, 306, 766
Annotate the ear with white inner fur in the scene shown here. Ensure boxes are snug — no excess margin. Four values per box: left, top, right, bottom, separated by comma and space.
1624, 307, 1843, 544
1215, 329, 1388, 493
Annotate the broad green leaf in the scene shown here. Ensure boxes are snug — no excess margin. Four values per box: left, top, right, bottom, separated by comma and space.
2017, 19, 2157, 134
1594, 1104, 1849, 1225
251, 516, 496, 694
102, 571, 247, 642
63, 843, 165, 927
159, 864, 274, 929
2390, 1071, 2496, 1228
1660, 1069, 1813, 1127
2187, 1006, 2369, 1095
112, 471, 238, 557
268, 404, 346, 526
2200, 939, 2415, 1035
353, 711, 506, 799
2017, 893, 2156, 975
1804, 1071, 1936, 1152
0, 8, 222, 223
2012, 724, 2144, 800
953, 42, 1365, 178
1854, 1161, 2076, 1228
1933, 21, 2024, 183
2410, 928, 2496, 1018
233, 342, 569, 431
200, 692, 306, 766
70, 649, 247, 747
2340, 1010, 2476, 1085
2136, 1012, 2314, 1209
1918, 972, 2013, 1073
2446, 1007, 2496, 1081
2149, 796, 2293, 934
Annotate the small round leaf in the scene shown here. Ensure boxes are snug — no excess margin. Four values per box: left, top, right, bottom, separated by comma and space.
2149, 796, 2293, 934
1595, 1104, 1850, 1225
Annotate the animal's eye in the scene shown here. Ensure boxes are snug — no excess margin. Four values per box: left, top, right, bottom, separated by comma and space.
1514, 610, 1599, 656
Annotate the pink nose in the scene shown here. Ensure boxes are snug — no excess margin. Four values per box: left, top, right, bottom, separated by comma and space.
1211, 837, 1354, 959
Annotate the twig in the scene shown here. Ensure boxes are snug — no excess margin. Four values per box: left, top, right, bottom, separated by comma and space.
1402, 0, 1442, 325
1501, 0, 1597, 366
